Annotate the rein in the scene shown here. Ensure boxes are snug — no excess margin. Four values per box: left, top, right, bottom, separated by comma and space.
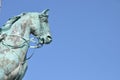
1, 34, 43, 60
1, 34, 43, 49
1, 34, 29, 49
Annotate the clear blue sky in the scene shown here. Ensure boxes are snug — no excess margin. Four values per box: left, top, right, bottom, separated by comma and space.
0, 0, 120, 80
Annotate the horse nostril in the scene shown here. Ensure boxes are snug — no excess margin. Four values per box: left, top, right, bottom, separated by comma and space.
47, 35, 52, 39
47, 35, 52, 42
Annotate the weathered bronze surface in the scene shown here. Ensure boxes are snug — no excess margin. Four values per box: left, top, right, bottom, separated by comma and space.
0, 9, 52, 80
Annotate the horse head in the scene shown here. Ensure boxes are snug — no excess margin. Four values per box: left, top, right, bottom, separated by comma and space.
29, 9, 52, 46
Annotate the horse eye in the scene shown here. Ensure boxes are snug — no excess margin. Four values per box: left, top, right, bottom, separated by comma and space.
39, 15, 48, 22
41, 17, 48, 22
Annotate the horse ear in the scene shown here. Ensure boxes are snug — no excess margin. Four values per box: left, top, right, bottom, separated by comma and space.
41, 9, 49, 15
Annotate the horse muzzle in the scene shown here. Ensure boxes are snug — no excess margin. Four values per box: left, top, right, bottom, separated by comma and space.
39, 35, 52, 44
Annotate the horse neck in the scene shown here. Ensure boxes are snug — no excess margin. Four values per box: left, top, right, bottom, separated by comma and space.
3, 21, 31, 62
3, 17, 31, 40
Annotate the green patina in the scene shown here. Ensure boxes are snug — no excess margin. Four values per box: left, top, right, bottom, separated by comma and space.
0, 9, 52, 80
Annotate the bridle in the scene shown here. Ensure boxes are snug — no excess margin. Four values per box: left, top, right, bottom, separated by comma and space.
1, 34, 43, 49
0, 34, 43, 60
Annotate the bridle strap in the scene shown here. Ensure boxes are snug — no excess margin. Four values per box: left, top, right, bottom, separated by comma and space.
1, 34, 43, 49
29, 37, 43, 48
1, 34, 29, 49
1, 34, 43, 61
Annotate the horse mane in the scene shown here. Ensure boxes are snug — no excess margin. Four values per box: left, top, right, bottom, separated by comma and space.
0, 12, 44, 34
0, 13, 26, 33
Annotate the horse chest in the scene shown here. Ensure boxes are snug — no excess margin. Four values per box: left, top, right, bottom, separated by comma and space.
0, 43, 26, 77
0, 54, 19, 74
0, 43, 21, 64
0, 49, 20, 65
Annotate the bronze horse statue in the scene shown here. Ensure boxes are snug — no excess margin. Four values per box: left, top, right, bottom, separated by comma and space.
0, 9, 52, 80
